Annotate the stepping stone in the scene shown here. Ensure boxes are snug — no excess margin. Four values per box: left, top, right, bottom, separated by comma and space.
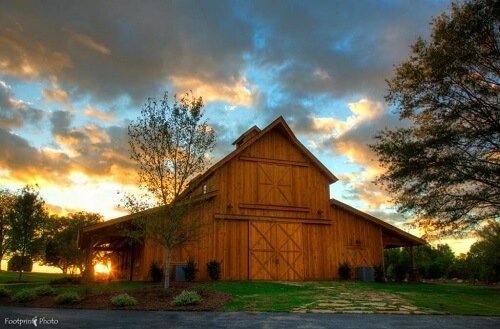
327, 299, 352, 303
318, 303, 354, 307
310, 309, 338, 314
376, 311, 411, 315
400, 305, 419, 310
361, 302, 387, 307
335, 307, 370, 310
342, 311, 374, 314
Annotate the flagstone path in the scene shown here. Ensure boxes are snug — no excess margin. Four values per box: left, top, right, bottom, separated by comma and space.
285, 282, 442, 315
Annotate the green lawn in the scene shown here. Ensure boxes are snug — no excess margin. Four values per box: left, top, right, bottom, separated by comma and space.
1, 271, 499, 316
207, 281, 500, 316
0, 271, 66, 284
355, 281, 500, 316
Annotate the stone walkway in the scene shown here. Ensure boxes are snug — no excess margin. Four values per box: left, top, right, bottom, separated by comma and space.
287, 283, 442, 315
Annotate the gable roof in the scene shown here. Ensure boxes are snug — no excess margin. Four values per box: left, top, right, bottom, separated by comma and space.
330, 198, 426, 246
185, 116, 338, 195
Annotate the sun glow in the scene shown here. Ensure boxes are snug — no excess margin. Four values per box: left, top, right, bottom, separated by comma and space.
94, 261, 111, 274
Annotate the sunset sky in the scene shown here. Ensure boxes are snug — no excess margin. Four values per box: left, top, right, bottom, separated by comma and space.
0, 0, 476, 258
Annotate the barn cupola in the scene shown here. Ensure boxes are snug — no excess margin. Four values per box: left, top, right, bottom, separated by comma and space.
232, 125, 261, 149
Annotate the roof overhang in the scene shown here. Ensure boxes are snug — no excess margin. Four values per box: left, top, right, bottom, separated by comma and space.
329, 198, 426, 248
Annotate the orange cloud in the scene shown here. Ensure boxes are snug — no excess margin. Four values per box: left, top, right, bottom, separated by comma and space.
71, 33, 111, 55
170, 76, 254, 106
83, 105, 116, 121
42, 88, 70, 105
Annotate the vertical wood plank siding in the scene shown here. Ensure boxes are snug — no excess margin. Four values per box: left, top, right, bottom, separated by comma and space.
126, 124, 383, 281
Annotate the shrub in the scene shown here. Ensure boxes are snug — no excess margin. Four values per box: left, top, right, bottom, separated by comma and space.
149, 261, 164, 283
70, 276, 82, 284
110, 293, 138, 307
50, 277, 71, 284
183, 258, 198, 282
34, 285, 56, 296
55, 292, 82, 304
0, 286, 11, 297
12, 289, 37, 303
50, 276, 81, 285
373, 264, 385, 283
194, 285, 209, 297
206, 260, 221, 281
338, 261, 352, 280
171, 290, 201, 306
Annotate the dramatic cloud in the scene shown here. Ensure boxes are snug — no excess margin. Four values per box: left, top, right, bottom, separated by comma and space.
0, 0, 464, 238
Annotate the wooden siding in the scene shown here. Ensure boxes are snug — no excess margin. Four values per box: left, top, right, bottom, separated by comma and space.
97, 120, 395, 282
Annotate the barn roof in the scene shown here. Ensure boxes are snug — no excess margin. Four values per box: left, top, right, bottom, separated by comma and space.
185, 116, 338, 195
329, 198, 426, 247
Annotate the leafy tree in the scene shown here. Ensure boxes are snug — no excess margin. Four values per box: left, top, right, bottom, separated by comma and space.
8, 185, 48, 280
414, 244, 455, 279
121, 91, 216, 289
370, 0, 500, 238
0, 188, 16, 271
41, 212, 103, 274
466, 221, 500, 283
384, 248, 410, 282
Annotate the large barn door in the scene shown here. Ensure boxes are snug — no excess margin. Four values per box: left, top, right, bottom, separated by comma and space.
276, 223, 304, 280
249, 221, 304, 280
249, 222, 277, 280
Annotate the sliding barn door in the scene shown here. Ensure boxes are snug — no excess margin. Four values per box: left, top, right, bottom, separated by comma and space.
249, 221, 304, 280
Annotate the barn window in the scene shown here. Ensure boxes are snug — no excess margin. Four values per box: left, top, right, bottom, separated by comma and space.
257, 162, 293, 206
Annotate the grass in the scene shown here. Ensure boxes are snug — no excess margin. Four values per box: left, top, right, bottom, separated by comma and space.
0, 271, 66, 284
1, 271, 498, 315
356, 282, 500, 316
206, 281, 319, 312
207, 281, 500, 315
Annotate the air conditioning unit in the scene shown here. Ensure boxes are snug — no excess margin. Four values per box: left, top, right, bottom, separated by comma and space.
174, 264, 187, 281
356, 267, 374, 282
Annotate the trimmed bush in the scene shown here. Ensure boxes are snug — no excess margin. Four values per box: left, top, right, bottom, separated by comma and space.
55, 292, 82, 304
12, 289, 37, 303
207, 260, 221, 281
0, 286, 11, 297
34, 285, 56, 296
373, 264, 385, 283
171, 290, 201, 306
183, 258, 198, 282
338, 261, 352, 280
50, 276, 81, 285
149, 261, 164, 283
111, 293, 138, 307
50, 277, 71, 284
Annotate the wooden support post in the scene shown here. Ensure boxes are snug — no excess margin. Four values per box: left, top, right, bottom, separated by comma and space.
82, 236, 95, 283
408, 245, 419, 282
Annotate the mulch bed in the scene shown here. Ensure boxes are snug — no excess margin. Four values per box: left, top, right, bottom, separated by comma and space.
0, 282, 232, 311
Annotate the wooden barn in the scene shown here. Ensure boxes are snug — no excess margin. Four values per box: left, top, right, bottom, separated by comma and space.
79, 116, 425, 281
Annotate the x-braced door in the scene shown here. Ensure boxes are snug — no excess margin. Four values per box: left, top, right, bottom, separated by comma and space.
249, 221, 304, 280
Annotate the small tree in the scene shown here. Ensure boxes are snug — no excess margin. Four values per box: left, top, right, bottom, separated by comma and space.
8, 185, 48, 281
0, 188, 16, 271
121, 91, 216, 289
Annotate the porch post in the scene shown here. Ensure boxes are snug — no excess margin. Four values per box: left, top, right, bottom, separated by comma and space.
408, 245, 419, 282
82, 236, 95, 283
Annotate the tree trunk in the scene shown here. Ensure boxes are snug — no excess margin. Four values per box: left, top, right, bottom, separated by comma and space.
0, 254, 3, 272
164, 247, 171, 289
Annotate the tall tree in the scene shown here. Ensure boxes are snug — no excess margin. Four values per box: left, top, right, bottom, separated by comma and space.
121, 92, 216, 289
370, 0, 500, 238
42, 212, 103, 274
9, 185, 48, 280
0, 188, 16, 272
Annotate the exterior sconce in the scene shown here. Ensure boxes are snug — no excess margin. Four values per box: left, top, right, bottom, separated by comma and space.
317, 209, 324, 215
356, 239, 362, 246
227, 204, 233, 209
